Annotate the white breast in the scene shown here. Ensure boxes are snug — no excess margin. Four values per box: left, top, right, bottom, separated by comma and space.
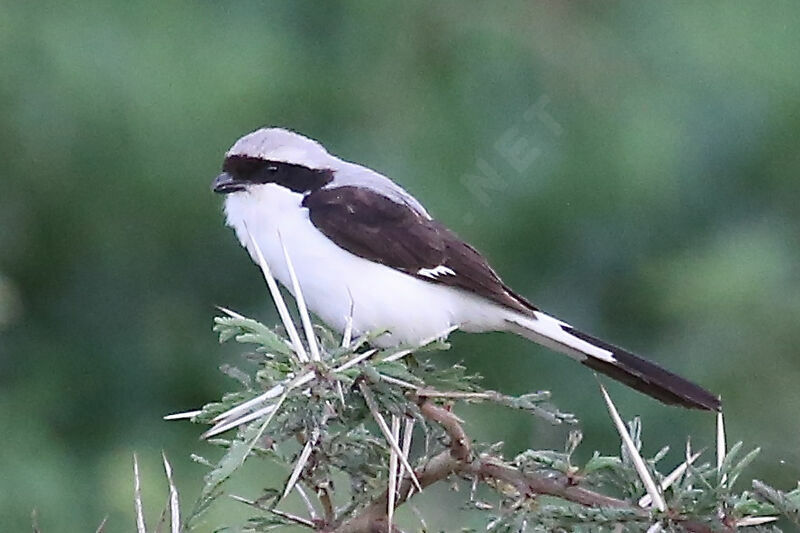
223, 184, 511, 347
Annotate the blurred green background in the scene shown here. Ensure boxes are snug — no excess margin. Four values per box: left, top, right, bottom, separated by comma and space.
2, 1, 800, 531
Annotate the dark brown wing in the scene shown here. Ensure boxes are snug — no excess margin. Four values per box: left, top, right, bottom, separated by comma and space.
302, 186, 536, 315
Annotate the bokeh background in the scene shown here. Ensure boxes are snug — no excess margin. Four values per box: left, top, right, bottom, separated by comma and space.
2, 2, 800, 531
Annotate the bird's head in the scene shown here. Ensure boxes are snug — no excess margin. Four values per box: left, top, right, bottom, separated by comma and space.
212, 128, 335, 195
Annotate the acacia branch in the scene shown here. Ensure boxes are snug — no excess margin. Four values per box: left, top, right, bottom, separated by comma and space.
331, 399, 648, 533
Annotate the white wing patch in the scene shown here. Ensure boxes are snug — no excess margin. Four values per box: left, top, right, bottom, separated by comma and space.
417, 265, 456, 279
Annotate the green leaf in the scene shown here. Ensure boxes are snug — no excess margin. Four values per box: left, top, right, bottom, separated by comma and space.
753, 480, 800, 525
187, 421, 264, 527
583, 454, 622, 474
213, 316, 292, 355
727, 446, 761, 488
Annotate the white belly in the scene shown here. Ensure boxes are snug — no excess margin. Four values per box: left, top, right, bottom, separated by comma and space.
223, 184, 510, 347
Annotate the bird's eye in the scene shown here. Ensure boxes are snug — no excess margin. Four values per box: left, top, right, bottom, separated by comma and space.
267, 165, 278, 173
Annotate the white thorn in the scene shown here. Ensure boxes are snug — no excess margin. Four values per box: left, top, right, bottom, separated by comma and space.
336, 381, 346, 407
161, 452, 180, 533
378, 374, 420, 390
212, 369, 316, 426
293, 480, 319, 521
342, 295, 354, 348
342, 316, 353, 349
163, 409, 203, 421
278, 232, 320, 362
359, 382, 422, 492
212, 383, 285, 422
388, 415, 400, 531
133, 454, 147, 533
717, 406, 727, 485
646, 522, 663, 533
639, 451, 702, 508
228, 494, 253, 507
204, 405, 274, 440
215, 305, 246, 319
684, 438, 695, 491
599, 383, 666, 512
269, 507, 316, 528
94, 516, 109, 533
244, 224, 308, 363
243, 393, 287, 456
231, 495, 317, 529
735, 516, 779, 527
400, 417, 415, 498
332, 349, 378, 373
283, 431, 317, 500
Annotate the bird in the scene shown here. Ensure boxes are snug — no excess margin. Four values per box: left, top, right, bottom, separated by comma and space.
212, 127, 720, 412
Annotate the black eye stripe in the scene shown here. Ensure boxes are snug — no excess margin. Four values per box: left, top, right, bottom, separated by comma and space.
222, 155, 333, 193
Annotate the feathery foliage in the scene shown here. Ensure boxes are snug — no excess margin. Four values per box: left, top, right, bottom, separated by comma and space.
146, 309, 800, 532
146, 239, 800, 532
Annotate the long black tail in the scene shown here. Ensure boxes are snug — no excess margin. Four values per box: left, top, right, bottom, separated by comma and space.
564, 326, 720, 411
506, 313, 721, 411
